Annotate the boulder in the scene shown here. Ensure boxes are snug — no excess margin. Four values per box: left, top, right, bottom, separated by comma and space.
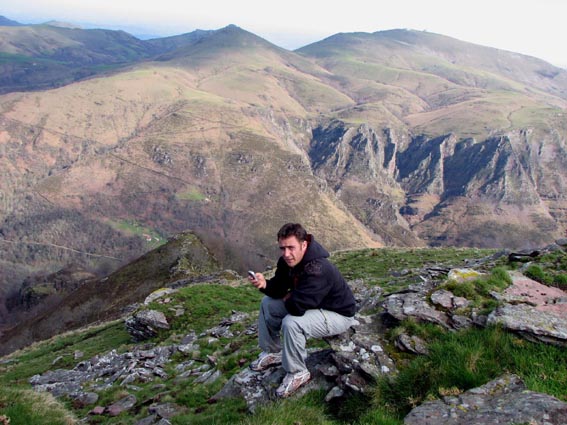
382, 292, 451, 329
430, 289, 470, 310
395, 334, 429, 355
107, 394, 137, 417
404, 374, 567, 425
447, 268, 484, 283
125, 309, 170, 341
487, 303, 567, 346
487, 271, 567, 346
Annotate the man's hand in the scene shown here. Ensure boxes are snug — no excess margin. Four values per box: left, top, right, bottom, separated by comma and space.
249, 272, 266, 290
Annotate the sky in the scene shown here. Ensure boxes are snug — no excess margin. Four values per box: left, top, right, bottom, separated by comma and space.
2, 0, 566, 68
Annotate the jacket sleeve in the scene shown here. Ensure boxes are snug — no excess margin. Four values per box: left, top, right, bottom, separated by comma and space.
261, 258, 291, 299
284, 260, 330, 316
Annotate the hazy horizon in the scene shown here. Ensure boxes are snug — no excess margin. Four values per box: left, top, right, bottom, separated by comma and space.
2, 0, 566, 69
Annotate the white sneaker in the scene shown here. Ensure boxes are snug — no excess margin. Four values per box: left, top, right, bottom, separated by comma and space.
249, 351, 282, 371
276, 370, 311, 398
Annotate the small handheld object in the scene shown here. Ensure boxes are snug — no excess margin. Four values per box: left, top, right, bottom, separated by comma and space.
247, 270, 257, 280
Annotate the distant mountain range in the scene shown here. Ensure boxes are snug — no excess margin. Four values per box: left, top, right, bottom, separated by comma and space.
0, 16, 566, 327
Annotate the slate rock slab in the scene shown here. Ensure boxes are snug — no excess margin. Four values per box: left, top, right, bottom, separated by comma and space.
404, 374, 567, 425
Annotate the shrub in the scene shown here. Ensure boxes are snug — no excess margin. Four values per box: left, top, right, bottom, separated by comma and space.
489, 267, 512, 285
553, 274, 567, 289
447, 281, 477, 299
524, 264, 551, 284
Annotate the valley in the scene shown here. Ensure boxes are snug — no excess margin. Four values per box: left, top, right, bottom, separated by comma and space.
0, 22, 566, 331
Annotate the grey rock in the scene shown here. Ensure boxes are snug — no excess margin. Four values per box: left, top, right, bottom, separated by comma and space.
30, 346, 175, 397
180, 331, 197, 345
70, 391, 99, 407
325, 386, 345, 402
177, 343, 199, 354
382, 292, 451, 329
349, 279, 383, 313
194, 369, 222, 384
107, 394, 137, 417
449, 314, 473, 330
125, 310, 170, 342
395, 334, 429, 355
404, 374, 567, 425
430, 289, 455, 309
135, 415, 158, 425
148, 402, 185, 419
487, 304, 567, 346
144, 288, 177, 305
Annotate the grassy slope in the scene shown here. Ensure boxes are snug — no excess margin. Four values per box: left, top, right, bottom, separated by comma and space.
0, 29, 381, 292
0, 231, 220, 356
297, 30, 567, 140
0, 247, 566, 424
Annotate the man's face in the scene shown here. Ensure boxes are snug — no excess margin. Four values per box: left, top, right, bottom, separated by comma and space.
279, 235, 308, 268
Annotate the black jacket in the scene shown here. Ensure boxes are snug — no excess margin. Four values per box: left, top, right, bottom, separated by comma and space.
262, 235, 356, 317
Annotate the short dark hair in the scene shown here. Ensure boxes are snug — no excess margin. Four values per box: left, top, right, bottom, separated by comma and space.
277, 223, 307, 242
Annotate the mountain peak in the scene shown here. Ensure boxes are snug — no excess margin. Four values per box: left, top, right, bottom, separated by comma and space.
42, 20, 82, 29
154, 23, 282, 62
210, 24, 276, 48
0, 15, 24, 26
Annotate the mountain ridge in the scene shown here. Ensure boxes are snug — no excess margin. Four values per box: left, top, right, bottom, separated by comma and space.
0, 18, 566, 332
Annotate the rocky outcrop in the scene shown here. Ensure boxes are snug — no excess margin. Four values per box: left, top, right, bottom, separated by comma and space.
486, 271, 567, 346
404, 373, 567, 425
29, 345, 175, 398
310, 121, 397, 183
212, 312, 396, 412
309, 120, 423, 247
28, 311, 394, 417
125, 309, 170, 341
396, 134, 458, 195
488, 303, 567, 346
383, 292, 452, 329
381, 257, 567, 344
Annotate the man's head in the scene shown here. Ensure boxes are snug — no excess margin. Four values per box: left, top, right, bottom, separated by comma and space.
277, 223, 308, 268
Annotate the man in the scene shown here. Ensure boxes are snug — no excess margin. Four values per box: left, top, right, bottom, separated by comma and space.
248, 223, 358, 398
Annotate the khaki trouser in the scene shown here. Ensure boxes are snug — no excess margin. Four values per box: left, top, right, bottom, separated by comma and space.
258, 296, 357, 373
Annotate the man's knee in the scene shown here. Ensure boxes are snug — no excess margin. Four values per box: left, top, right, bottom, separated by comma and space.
282, 314, 303, 333
261, 296, 288, 323
260, 296, 275, 313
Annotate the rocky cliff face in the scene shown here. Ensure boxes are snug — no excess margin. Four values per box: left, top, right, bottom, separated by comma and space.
309, 121, 420, 246
309, 119, 566, 249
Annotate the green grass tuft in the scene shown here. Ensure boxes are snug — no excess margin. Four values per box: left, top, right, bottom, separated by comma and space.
371, 325, 567, 420
241, 390, 335, 425
439, 267, 510, 314
0, 387, 76, 425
